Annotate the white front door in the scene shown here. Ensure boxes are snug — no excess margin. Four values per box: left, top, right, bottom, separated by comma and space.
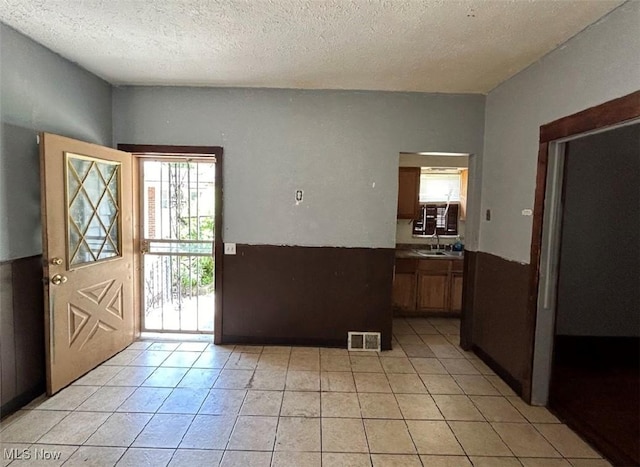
40, 133, 135, 395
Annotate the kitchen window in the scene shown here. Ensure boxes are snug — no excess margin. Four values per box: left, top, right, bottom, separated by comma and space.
418, 172, 461, 203
413, 203, 459, 235
413, 170, 462, 236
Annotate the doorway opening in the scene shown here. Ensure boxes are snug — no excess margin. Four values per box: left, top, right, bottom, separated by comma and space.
118, 144, 223, 341
393, 152, 476, 322
140, 158, 216, 333
529, 92, 639, 466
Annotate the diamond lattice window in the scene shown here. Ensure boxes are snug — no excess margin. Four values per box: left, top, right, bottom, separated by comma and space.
66, 154, 121, 266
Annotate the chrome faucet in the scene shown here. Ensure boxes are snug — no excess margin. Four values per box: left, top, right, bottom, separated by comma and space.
431, 230, 440, 250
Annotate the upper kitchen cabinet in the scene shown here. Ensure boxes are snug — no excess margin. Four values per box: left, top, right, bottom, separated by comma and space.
397, 167, 420, 219
459, 168, 468, 220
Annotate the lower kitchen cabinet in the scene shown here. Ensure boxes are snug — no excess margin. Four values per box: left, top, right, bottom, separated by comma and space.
392, 273, 417, 311
417, 273, 448, 311
450, 273, 464, 312
392, 257, 463, 316
392, 258, 418, 311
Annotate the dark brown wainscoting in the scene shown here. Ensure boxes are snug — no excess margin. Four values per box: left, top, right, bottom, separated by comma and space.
221, 245, 395, 350
0, 255, 45, 419
549, 336, 640, 466
459, 249, 477, 350
465, 251, 531, 396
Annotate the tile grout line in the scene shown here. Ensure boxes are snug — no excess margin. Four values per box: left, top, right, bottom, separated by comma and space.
1, 319, 608, 466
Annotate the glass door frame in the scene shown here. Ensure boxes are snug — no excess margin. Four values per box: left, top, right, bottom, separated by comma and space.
118, 145, 223, 343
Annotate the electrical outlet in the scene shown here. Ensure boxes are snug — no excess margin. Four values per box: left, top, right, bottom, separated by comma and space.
224, 243, 236, 255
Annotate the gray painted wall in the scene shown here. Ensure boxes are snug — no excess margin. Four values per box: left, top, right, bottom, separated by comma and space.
0, 23, 112, 261
482, 1, 640, 264
113, 87, 485, 249
555, 124, 639, 337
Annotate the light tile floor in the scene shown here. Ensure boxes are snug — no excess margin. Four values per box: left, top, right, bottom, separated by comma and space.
0, 318, 611, 466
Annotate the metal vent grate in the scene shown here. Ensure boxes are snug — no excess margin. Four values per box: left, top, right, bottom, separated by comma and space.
348, 332, 381, 352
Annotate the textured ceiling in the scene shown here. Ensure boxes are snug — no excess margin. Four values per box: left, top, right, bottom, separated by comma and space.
0, 0, 625, 93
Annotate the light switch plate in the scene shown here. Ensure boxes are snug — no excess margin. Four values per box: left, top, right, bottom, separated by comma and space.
224, 243, 236, 255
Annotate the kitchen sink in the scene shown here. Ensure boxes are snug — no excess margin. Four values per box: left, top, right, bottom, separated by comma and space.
398, 249, 464, 259
409, 249, 464, 258
443, 251, 463, 257
413, 250, 445, 257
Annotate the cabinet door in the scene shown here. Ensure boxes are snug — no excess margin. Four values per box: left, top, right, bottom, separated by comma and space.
392, 273, 417, 310
450, 273, 464, 312
397, 167, 420, 219
417, 273, 449, 311
459, 168, 468, 220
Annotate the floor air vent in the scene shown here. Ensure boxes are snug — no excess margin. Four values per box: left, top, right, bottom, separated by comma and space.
348, 332, 381, 352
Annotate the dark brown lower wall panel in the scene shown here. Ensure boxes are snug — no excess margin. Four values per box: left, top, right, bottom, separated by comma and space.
222, 245, 395, 350
0, 255, 45, 419
459, 249, 477, 350
468, 251, 531, 396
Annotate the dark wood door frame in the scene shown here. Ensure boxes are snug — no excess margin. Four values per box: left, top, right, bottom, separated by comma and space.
118, 144, 224, 344
526, 90, 640, 400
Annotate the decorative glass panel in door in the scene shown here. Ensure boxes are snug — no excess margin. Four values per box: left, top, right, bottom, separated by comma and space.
67, 154, 121, 266
141, 159, 216, 333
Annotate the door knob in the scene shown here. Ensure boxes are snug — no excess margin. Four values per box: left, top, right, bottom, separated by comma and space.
50, 274, 67, 285
51, 257, 63, 265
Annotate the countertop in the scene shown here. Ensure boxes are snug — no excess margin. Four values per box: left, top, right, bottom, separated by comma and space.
395, 245, 464, 260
